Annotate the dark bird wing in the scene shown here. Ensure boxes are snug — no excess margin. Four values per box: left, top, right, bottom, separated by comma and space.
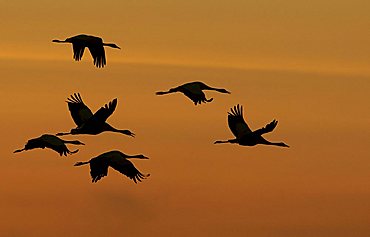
253, 120, 278, 136
89, 156, 109, 183
183, 89, 203, 101
228, 105, 252, 138
40, 135, 79, 156
66, 93, 94, 127
22, 137, 47, 150
90, 98, 117, 123
72, 41, 86, 61
14, 134, 78, 156
87, 39, 106, 68
181, 87, 212, 105
109, 157, 148, 183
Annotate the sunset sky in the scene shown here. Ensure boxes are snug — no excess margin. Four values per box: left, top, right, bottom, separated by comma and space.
1, 1, 370, 236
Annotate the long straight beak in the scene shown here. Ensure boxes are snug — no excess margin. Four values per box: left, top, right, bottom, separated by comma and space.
14, 148, 25, 153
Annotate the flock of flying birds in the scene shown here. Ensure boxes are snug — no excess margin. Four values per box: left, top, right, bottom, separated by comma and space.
14, 34, 289, 184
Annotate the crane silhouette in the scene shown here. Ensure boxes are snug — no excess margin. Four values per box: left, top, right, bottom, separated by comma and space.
74, 150, 150, 183
156, 81, 230, 105
52, 34, 120, 68
14, 134, 84, 156
214, 105, 289, 147
56, 93, 134, 137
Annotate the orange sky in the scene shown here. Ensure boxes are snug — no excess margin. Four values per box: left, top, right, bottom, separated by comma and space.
1, 1, 370, 237
1, 0, 370, 74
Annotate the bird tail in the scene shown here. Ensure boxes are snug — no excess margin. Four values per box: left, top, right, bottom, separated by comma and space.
140, 173, 150, 179
133, 173, 150, 183
195, 97, 214, 105
205, 97, 214, 102
74, 161, 90, 166
118, 130, 135, 137
69, 149, 79, 154
61, 149, 79, 157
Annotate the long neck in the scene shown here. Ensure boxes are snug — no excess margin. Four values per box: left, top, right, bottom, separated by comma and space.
262, 140, 289, 147
105, 124, 134, 137
62, 140, 84, 145
203, 85, 216, 90
103, 43, 120, 48
126, 154, 145, 159
56, 132, 72, 136
52, 39, 69, 43
214, 88, 227, 93
200, 83, 218, 91
14, 148, 26, 153
74, 161, 90, 166
156, 88, 178, 95
205, 86, 228, 93
214, 139, 238, 144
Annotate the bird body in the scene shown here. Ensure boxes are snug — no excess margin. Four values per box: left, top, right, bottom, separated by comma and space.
57, 93, 134, 137
73, 121, 124, 135
74, 150, 150, 183
156, 81, 230, 105
52, 34, 120, 68
14, 134, 84, 156
214, 105, 289, 147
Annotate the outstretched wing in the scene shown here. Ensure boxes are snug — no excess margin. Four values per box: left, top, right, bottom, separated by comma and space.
227, 104, 252, 138
253, 120, 278, 136
41, 134, 68, 155
24, 136, 46, 150
72, 41, 85, 61
89, 156, 109, 183
109, 157, 148, 183
66, 93, 94, 127
182, 87, 212, 105
87, 39, 106, 68
90, 98, 117, 123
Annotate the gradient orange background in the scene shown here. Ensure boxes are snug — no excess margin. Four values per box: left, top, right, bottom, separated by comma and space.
1, 1, 370, 236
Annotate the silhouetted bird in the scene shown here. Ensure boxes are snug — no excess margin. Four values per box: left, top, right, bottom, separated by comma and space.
52, 34, 120, 68
14, 134, 84, 156
57, 93, 134, 137
156, 81, 230, 105
74, 150, 150, 183
214, 105, 289, 147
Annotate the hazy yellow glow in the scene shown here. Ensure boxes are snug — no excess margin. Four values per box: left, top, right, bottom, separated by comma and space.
1, 0, 370, 74
1, 0, 370, 236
